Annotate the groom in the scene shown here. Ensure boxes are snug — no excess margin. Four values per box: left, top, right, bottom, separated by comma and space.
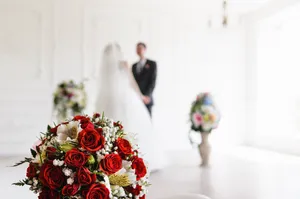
132, 42, 157, 116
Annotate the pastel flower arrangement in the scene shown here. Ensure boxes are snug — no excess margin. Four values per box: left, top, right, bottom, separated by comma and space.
13, 113, 150, 199
190, 93, 220, 133
53, 80, 87, 121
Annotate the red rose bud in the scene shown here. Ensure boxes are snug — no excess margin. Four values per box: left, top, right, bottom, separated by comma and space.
125, 184, 142, 196
132, 157, 147, 180
93, 113, 101, 118
62, 184, 80, 196
77, 167, 96, 185
26, 163, 37, 178
65, 149, 88, 167
46, 147, 57, 160
99, 154, 122, 175
86, 183, 110, 199
49, 125, 59, 135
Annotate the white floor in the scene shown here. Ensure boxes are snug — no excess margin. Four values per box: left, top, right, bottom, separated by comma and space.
2, 147, 300, 199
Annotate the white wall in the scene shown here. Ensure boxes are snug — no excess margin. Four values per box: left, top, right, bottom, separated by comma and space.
0, 0, 247, 155
244, 0, 300, 154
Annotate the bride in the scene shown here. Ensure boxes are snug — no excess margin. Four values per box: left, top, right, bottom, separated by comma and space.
95, 43, 163, 171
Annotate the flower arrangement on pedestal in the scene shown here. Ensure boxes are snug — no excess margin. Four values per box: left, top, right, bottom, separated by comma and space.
53, 80, 87, 122
189, 93, 220, 166
13, 113, 150, 199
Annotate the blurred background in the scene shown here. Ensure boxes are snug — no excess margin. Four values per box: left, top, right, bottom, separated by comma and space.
1, 0, 300, 198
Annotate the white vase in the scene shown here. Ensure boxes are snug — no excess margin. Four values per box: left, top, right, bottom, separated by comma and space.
198, 132, 211, 167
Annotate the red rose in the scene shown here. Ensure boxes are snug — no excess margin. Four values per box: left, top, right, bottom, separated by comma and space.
39, 162, 65, 189
86, 183, 110, 199
132, 157, 147, 180
77, 167, 96, 185
125, 185, 142, 196
38, 188, 60, 199
73, 115, 94, 130
26, 163, 37, 178
100, 154, 122, 175
78, 129, 105, 152
73, 115, 87, 121
140, 195, 146, 199
46, 147, 57, 160
62, 184, 80, 196
116, 138, 133, 157
65, 149, 87, 167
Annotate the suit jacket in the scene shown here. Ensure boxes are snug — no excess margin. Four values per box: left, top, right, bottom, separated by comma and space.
132, 59, 157, 106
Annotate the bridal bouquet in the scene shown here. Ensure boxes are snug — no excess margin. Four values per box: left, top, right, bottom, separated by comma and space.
53, 80, 87, 121
13, 113, 149, 199
190, 93, 220, 133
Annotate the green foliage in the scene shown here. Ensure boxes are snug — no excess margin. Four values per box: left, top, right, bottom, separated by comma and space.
12, 157, 33, 167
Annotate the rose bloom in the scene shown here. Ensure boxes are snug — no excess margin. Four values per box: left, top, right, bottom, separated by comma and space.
99, 154, 122, 175
86, 183, 110, 199
132, 157, 147, 180
62, 184, 80, 196
116, 138, 133, 157
192, 112, 203, 127
73, 115, 94, 130
38, 188, 60, 199
78, 128, 105, 152
46, 147, 57, 160
39, 162, 65, 189
77, 167, 96, 185
26, 163, 37, 178
65, 149, 88, 167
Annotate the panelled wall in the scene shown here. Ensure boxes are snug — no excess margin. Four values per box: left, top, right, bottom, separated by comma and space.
0, 0, 246, 155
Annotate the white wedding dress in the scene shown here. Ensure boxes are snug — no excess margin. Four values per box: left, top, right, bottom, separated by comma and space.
95, 43, 163, 171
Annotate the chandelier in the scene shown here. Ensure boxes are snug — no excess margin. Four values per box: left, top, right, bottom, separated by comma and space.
222, 0, 228, 27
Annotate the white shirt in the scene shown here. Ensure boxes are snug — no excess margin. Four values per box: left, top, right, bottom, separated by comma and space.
137, 59, 147, 73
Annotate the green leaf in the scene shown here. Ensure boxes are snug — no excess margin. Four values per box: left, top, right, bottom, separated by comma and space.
12, 179, 28, 186
12, 157, 33, 167
30, 149, 37, 158
12, 181, 26, 186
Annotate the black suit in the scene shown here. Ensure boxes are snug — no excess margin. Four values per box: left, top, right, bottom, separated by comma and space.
132, 59, 157, 116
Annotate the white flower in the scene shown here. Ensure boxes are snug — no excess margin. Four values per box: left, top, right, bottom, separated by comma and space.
58, 160, 64, 166
53, 159, 59, 166
63, 168, 72, 176
103, 127, 110, 135
117, 187, 126, 197
127, 169, 137, 184
102, 175, 111, 194
53, 159, 64, 167
122, 160, 132, 169
57, 121, 80, 143
67, 177, 74, 185
33, 178, 38, 186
